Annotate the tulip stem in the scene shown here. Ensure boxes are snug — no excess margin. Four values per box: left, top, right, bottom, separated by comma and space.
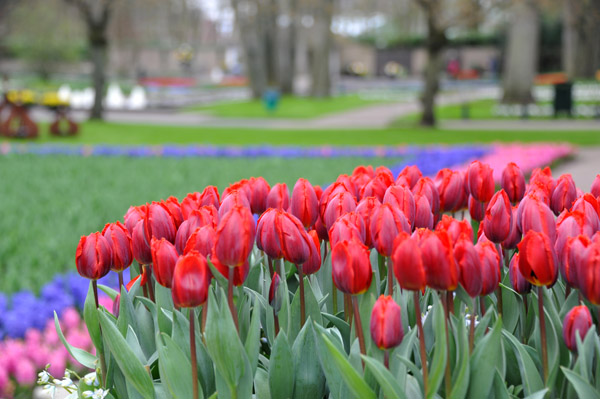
351, 296, 367, 364
189, 308, 199, 399
538, 286, 548, 386
469, 297, 476, 354
345, 293, 353, 325
441, 292, 452, 397
495, 244, 504, 317
387, 257, 394, 297
144, 265, 155, 302
92, 280, 107, 388
118, 271, 124, 289
201, 301, 208, 335
228, 267, 239, 332
267, 257, 274, 278
92, 280, 100, 308
332, 285, 338, 315
298, 265, 306, 327
274, 313, 280, 336
479, 296, 486, 317
384, 350, 390, 369
413, 291, 428, 398
447, 291, 454, 315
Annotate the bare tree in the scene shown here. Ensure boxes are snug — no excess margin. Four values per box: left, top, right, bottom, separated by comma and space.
64, 0, 114, 120
562, 0, 600, 80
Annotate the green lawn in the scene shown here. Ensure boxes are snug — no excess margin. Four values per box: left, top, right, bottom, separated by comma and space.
0, 154, 405, 293
184, 94, 387, 119
4, 121, 600, 146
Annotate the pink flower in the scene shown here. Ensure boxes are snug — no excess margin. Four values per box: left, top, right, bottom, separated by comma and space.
47, 350, 68, 376
14, 358, 36, 385
61, 308, 82, 330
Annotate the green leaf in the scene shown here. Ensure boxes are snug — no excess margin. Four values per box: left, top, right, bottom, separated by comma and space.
155, 283, 174, 335
255, 367, 271, 399
561, 366, 600, 399
98, 310, 155, 398
292, 320, 326, 399
269, 331, 295, 399
491, 368, 510, 399
312, 324, 353, 399
524, 389, 550, 399
466, 317, 503, 399
448, 314, 469, 399
426, 296, 447, 399
98, 284, 120, 300
54, 312, 97, 369
361, 355, 407, 399
83, 282, 103, 352
502, 331, 544, 396
322, 312, 351, 354
157, 332, 202, 399
244, 299, 261, 376
289, 277, 323, 343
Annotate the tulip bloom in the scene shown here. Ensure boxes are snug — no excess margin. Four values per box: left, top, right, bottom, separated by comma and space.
319, 182, 354, 221
518, 231, 559, 287
324, 191, 357, 229
591, 175, 600, 197
165, 196, 183, 228
468, 195, 486, 222
214, 205, 256, 267
278, 212, 312, 265
580, 242, 600, 304
132, 220, 152, 265
351, 165, 375, 193
145, 202, 177, 243
529, 167, 556, 198
291, 178, 319, 228
269, 272, 282, 314
475, 241, 501, 296
434, 169, 466, 213
392, 232, 426, 291
249, 176, 270, 214
562, 306, 593, 352
359, 175, 390, 202
508, 253, 531, 294
554, 210, 591, 261
210, 252, 250, 287
171, 251, 211, 308
413, 194, 434, 229
436, 215, 473, 245
183, 226, 216, 257
199, 185, 221, 210
102, 221, 133, 272
501, 162, 526, 203
518, 197, 557, 244
501, 206, 521, 250
219, 190, 251, 218
223, 180, 253, 205
550, 175, 577, 216
563, 235, 591, 288
151, 238, 178, 288
256, 208, 284, 259
76, 232, 112, 281
454, 238, 482, 297
302, 230, 322, 275
266, 183, 290, 210
422, 229, 459, 291
483, 190, 513, 243
370, 203, 411, 256
370, 295, 404, 350
336, 174, 358, 199
383, 185, 415, 229
331, 239, 373, 295
329, 213, 366, 247
175, 206, 219, 254
412, 177, 440, 217
467, 161, 495, 203
124, 205, 147, 233
355, 196, 381, 248
571, 194, 600, 232
396, 165, 422, 189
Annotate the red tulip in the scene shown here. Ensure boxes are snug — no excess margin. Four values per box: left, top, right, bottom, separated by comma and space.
266, 183, 290, 210
351, 165, 375, 194
501, 162, 526, 203
124, 205, 147, 233
219, 190, 251, 218
278, 212, 312, 265
291, 178, 319, 228
360, 170, 394, 202
413, 194, 434, 229
454, 237, 482, 297
102, 221, 133, 272
518, 197, 557, 243
331, 239, 373, 295
435, 168, 466, 213
562, 235, 591, 288
563, 306, 593, 352
336, 174, 358, 199
324, 191, 357, 229
249, 176, 270, 214
526, 182, 551, 206
436, 215, 473, 245
579, 241, 600, 304
483, 190, 513, 243
591, 175, 600, 197
420, 229, 459, 291
183, 226, 216, 257
501, 206, 521, 250
151, 238, 178, 288
181, 188, 220, 219
383, 185, 415, 229
214, 205, 256, 267
210, 251, 250, 286
329, 212, 366, 247
356, 196, 381, 248
370, 295, 404, 350
518, 231, 559, 287
555, 210, 592, 260
467, 161, 495, 203
314, 215, 329, 242
145, 202, 177, 243
165, 196, 183, 228
319, 182, 354, 221
132, 220, 152, 264
508, 253, 531, 294
529, 167, 556, 198
302, 230, 322, 275
370, 203, 410, 256
314, 185, 323, 200
551, 175, 577, 216
412, 177, 440, 217
256, 208, 284, 259
571, 194, 600, 232
76, 232, 112, 280
475, 240, 501, 296
269, 272, 282, 314
171, 251, 211, 308
396, 165, 422, 189
200, 185, 221, 210
175, 206, 219, 254
392, 232, 427, 291
223, 180, 252, 205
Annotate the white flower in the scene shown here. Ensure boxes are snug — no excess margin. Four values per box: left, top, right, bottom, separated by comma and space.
37, 370, 51, 384
82, 389, 110, 399
42, 384, 56, 398
83, 372, 100, 387
65, 393, 79, 399
55, 376, 75, 388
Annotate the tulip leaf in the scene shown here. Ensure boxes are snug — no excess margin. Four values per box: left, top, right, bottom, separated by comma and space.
98, 283, 120, 300
491, 368, 510, 399
561, 366, 600, 399
245, 299, 261, 376
466, 317, 503, 399
53, 312, 97, 369
426, 296, 446, 399
155, 283, 174, 335
207, 258, 228, 286
361, 355, 407, 399
449, 314, 470, 399
292, 319, 326, 399
83, 282, 103, 352
156, 332, 201, 399
502, 330, 544, 396
322, 313, 351, 353
523, 389, 550, 399
255, 367, 271, 399
98, 310, 155, 399
269, 331, 295, 399
313, 323, 354, 399
289, 277, 323, 343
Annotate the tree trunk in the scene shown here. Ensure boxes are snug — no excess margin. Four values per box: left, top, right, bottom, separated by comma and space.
277, 0, 297, 94
502, 0, 539, 104
89, 38, 107, 120
310, 0, 334, 98
419, 9, 447, 127
565, 0, 600, 79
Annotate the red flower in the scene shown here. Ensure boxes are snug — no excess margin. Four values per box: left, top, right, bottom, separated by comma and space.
279, 212, 312, 265
579, 241, 600, 304
223, 180, 252, 205
124, 205, 147, 233
319, 182, 354, 220
420, 229, 459, 291
468, 195, 487, 223
517, 230, 559, 287
145, 202, 177, 243
436, 215, 473, 245
183, 225, 216, 257
434, 168, 466, 213
314, 216, 329, 242
501, 162, 526, 203
351, 165, 375, 194
331, 239, 373, 295
591, 174, 600, 197
562, 235, 591, 288
555, 210, 591, 261
412, 177, 440, 217
165, 196, 183, 228
392, 232, 427, 291
475, 240, 501, 296
336, 174, 358, 199
302, 230, 322, 275
508, 253, 531, 294
329, 212, 366, 247
563, 306, 593, 352
529, 167, 556, 198
199, 186, 221, 210
151, 238, 178, 288
175, 206, 219, 254
181, 187, 220, 219
370, 203, 410, 256
256, 208, 284, 259
266, 183, 290, 210
219, 190, 251, 218
396, 165, 422, 189
171, 251, 211, 308
132, 220, 152, 265
269, 272, 282, 314
102, 221, 133, 272
518, 197, 557, 244
571, 194, 600, 232
370, 295, 404, 350
501, 206, 521, 250
355, 196, 381, 248
324, 191, 357, 229
210, 250, 249, 286
76, 232, 112, 280
383, 185, 415, 229
467, 161, 495, 203
454, 238, 482, 297
214, 205, 256, 267
483, 190, 513, 243
291, 178, 319, 228
413, 194, 434, 229
249, 176, 271, 214
359, 174, 392, 202
550, 174, 577, 216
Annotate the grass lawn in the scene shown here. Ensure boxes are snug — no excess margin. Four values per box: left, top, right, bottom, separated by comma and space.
4, 120, 600, 146
184, 94, 387, 119
0, 154, 405, 293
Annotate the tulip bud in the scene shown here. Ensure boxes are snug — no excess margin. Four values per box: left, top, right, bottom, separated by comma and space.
359, 175, 390, 202
551, 175, 577, 216
467, 161, 495, 203
468, 195, 486, 222
518, 197, 557, 244
175, 206, 219, 254
102, 221, 133, 272
320, 182, 353, 220
145, 202, 177, 243
256, 208, 284, 259
351, 165, 375, 194
219, 190, 251, 218
356, 196, 381, 248
412, 177, 440, 217
591, 175, 600, 197
383, 185, 415, 229
269, 272, 282, 314
302, 230, 322, 275
475, 240, 501, 296
518, 231, 559, 287
436, 215, 473, 245
124, 205, 147, 233
210, 251, 250, 286
370, 203, 411, 256
249, 176, 270, 214
181, 192, 202, 219
508, 253, 531, 294
76, 232, 112, 280
580, 241, 600, 304
370, 295, 404, 350
563, 306, 593, 352
214, 205, 256, 267
329, 213, 366, 247
571, 194, 600, 232
223, 180, 253, 205
199, 186, 221, 210
396, 165, 422, 189
413, 194, 434, 229
165, 196, 183, 228
291, 178, 319, 228
501, 162, 526, 203
392, 232, 427, 291
314, 215, 329, 242
266, 183, 290, 210
555, 210, 591, 260
529, 167, 556, 198
483, 190, 513, 243
454, 238, 482, 297
132, 220, 152, 265
336, 174, 358, 199
331, 239, 373, 295
501, 206, 521, 250
421, 229, 459, 291
151, 238, 178, 288
324, 191, 357, 229
183, 225, 216, 257
435, 168, 466, 213
562, 235, 591, 288
279, 212, 312, 265
171, 251, 211, 308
